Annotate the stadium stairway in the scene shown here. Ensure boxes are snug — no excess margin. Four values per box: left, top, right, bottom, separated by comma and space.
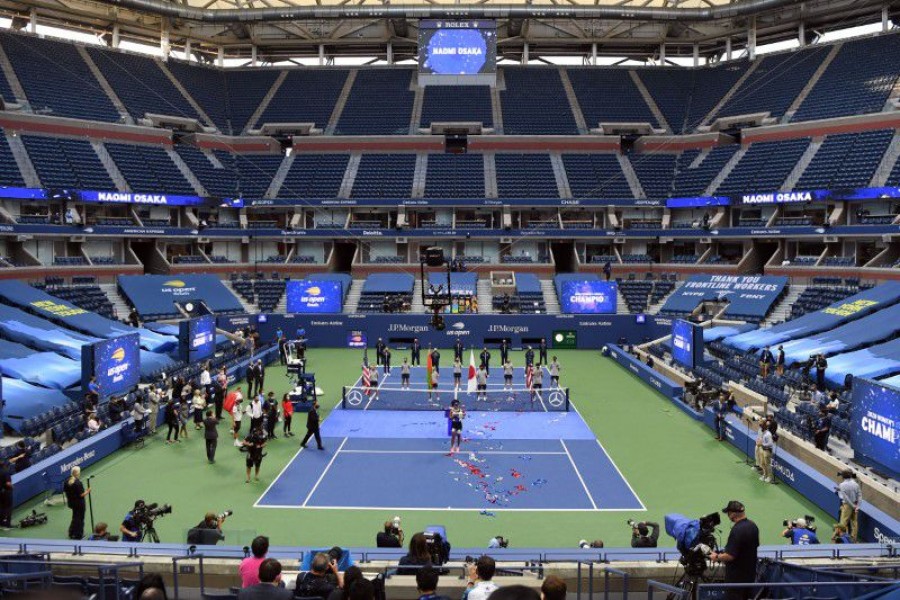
783, 139, 824, 191
222, 280, 258, 314
343, 279, 365, 313
615, 285, 630, 314
539, 279, 560, 314
783, 43, 843, 123
5, 132, 39, 187
647, 280, 683, 315
98, 283, 133, 320
411, 279, 425, 313
244, 70, 288, 133
476, 279, 493, 314
274, 290, 288, 314
871, 130, 900, 187
761, 284, 806, 327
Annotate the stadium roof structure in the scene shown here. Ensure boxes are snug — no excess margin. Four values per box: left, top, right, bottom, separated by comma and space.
0, 0, 896, 63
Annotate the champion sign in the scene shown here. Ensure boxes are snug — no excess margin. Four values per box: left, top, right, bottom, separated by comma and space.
560, 281, 617, 314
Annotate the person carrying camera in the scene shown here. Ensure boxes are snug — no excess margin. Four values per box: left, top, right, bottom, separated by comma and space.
837, 470, 861, 542
782, 518, 819, 545
462, 555, 498, 600
120, 500, 145, 542
376, 519, 403, 548
295, 552, 344, 600
629, 521, 659, 548
243, 426, 268, 483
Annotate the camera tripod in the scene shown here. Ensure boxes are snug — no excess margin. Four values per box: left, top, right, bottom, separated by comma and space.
140, 522, 161, 543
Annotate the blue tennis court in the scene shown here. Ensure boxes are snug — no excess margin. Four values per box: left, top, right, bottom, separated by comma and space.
255, 366, 644, 512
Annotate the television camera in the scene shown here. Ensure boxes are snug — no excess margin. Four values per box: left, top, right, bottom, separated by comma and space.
133, 501, 172, 543
665, 511, 721, 597
18, 510, 48, 529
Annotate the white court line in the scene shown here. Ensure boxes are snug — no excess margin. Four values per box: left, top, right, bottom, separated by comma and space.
339, 449, 567, 455
363, 367, 391, 410
560, 439, 598, 510
256, 505, 633, 512
596, 439, 647, 511
301, 437, 348, 508
254, 373, 350, 508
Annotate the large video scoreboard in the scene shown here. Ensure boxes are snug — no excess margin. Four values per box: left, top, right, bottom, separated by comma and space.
418, 20, 497, 86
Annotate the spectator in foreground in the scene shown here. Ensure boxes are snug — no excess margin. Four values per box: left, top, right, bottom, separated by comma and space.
398, 532, 433, 575
710, 500, 760, 600
540, 575, 566, 600
326, 566, 365, 600
295, 552, 343, 600
240, 536, 270, 588
134, 574, 168, 600
415, 565, 450, 600
348, 578, 374, 600
238, 558, 291, 600
463, 556, 498, 600
487, 586, 540, 600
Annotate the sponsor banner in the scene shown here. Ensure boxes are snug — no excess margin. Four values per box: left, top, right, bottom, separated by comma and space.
286, 280, 343, 314
606, 344, 687, 402
82, 333, 141, 398
552, 330, 577, 349
560, 281, 617, 314
851, 379, 900, 479
347, 330, 367, 348
672, 319, 704, 370
246, 314, 670, 350
180, 314, 216, 362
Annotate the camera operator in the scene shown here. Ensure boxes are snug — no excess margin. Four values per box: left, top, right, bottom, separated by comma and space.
710, 501, 759, 600
120, 500, 145, 542
376, 518, 403, 548
88, 522, 115, 541
629, 520, 659, 548
782, 517, 819, 545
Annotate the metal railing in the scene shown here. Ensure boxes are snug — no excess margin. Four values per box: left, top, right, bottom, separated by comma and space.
0, 557, 144, 600
697, 580, 897, 598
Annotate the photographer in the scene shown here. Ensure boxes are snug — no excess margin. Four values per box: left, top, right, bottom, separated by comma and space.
831, 524, 853, 544
120, 500, 145, 542
188, 511, 227, 545
295, 552, 343, 600
243, 426, 268, 484
782, 517, 819, 545
629, 521, 659, 548
376, 519, 403, 548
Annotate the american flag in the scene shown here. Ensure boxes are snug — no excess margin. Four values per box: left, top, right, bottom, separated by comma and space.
362, 348, 371, 395
525, 364, 534, 389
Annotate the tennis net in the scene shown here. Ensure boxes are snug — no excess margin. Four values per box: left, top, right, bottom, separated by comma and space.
340, 385, 569, 412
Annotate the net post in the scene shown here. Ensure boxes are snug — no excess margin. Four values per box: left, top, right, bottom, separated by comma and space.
341, 386, 346, 410
565, 388, 570, 412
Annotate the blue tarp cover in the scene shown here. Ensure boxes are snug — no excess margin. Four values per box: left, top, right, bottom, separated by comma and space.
0, 304, 100, 360
824, 338, 900, 387
118, 274, 244, 317
724, 281, 900, 352
0, 339, 80, 390
660, 274, 788, 319
362, 273, 414, 294
2, 377, 70, 431
879, 374, 900, 389
703, 324, 755, 342
0, 280, 176, 352
776, 302, 900, 366
140, 349, 177, 378
515, 273, 542, 294
428, 272, 477, 296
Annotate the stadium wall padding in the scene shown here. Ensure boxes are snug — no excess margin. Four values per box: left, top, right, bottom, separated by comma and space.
216, 313, 672, 350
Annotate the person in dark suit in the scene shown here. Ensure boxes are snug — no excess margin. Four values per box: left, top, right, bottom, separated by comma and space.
411, 338, 421, 366
815, 354, 828, 388
539, 338, 548, 365
479, 347, 491, 375
301, 402, 324, 450
524, 346, 535, 367
430, 348, 440, 372
238, 558, 292, 600
454, 339, 464, 362
203, 411, 219, 463
256, 360, 266, 395
0, 460, 12, 529
759, 346, 774, 378
499, 339, 510, 365
63, 466, 90, 540
383, 347, 392, 375
375, 338, 386, 366
246, 362, 259, 397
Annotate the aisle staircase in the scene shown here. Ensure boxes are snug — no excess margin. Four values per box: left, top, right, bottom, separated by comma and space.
539, 279, 561, 314
648, 280, 684, 315
410, 280, 425, 313
476, 279, 494, 314
221, 280, 258, 314
343, 279, 365, 313
99, 283, 133, 321
761, 284, 807, 327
